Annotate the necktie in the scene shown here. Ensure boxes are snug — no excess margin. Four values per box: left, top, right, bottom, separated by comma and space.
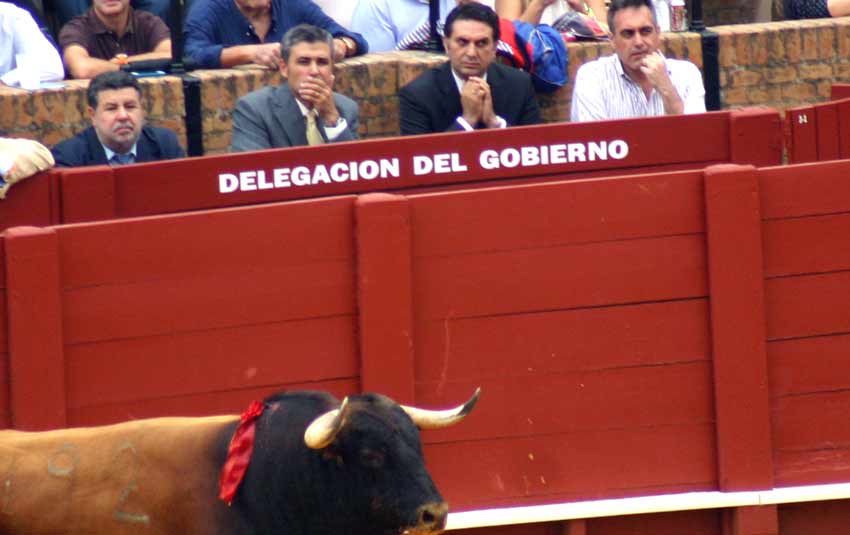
305, 111, 325, 146
110, 153, 135, 165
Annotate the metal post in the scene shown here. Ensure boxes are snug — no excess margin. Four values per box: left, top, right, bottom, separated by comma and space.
689, 0, 705, 32
182, 75, 204, 156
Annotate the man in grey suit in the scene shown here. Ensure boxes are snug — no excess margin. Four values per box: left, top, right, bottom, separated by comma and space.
230, 24, 359, 152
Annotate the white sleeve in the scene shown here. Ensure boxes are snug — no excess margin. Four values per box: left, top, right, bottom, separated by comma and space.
0, 5, 64, 86
681, 62, 706, 114
349, 0, 398, 52
570, 63, 608, 122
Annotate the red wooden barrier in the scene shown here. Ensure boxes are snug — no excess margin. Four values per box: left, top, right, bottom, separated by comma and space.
785, 97, 850, 163
3, 158, 850, 533
831, 83, 850, 100
54, 109, 782, 224
0, 171, 60, 232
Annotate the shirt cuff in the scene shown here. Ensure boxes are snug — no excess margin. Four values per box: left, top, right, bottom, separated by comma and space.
493, 115, 507, 129
455, 116, 474, 131
323, 117, 348, 141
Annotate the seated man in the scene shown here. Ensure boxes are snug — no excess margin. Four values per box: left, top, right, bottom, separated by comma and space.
570, 0, 705, 122
231, 24, 358, 151
399, 2, 540, 135
0, 136, 54, 198
786, 0, 850, 18
58, 0, 171, 79
184, 0, 367, 70
0, 1, 64, 87
52, 70, 185, 167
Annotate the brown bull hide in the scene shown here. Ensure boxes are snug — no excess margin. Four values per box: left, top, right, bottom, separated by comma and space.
0, 416, 238, 535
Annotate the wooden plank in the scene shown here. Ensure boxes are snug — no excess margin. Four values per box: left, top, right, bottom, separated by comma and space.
831, 84, 850, 100
703, 164, 773, 491
62, 260, 355, 344
785, 106, 818, 164
765, 272, 850, 340
415, 299, 711, 382
67, 378, 359, 426
414, 361, 714, 444
59, 166, 117, 223
414, 234, 707, 320
760, 160, 850, 220
768, 335, 850, 397
779, 499, 850, 534
57, 197, 355, 288
774, 448, 850, 487
96, 113, 731, 217
772, 391, 850, 453
409, 172, 705, 258
815, 103, 841, 162
729, 108, 783, 167
0, 171, 57, 233
355, 194, 415, 403
723, 506, 778, 535
424, 423, 716, 510
590, 510, 720, 535
4, 227, 66, 430
763, 213, 850, 278
65, 316, 357, 408
838, 99, 850, 160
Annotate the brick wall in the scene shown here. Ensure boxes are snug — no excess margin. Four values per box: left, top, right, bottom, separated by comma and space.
1, 18, 848, 155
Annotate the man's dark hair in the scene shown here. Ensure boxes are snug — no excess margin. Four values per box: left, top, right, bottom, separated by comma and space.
607, 0, 658, 32
444, 2, 500, 43
86, 71, 141, 109
281, 24, 334, 63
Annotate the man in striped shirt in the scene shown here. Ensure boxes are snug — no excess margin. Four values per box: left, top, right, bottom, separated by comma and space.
569, 0, 704, 122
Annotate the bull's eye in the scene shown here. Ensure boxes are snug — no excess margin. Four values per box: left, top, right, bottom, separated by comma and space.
359, 448, 385, 469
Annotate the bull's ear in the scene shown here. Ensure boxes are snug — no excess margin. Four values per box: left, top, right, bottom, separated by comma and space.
400, 387, 480, 429
304, 397, 350, 449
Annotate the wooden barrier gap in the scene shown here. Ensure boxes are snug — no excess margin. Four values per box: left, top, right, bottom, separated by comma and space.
445, 481, 850, 529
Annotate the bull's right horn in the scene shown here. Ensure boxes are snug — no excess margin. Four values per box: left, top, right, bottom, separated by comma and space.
401, 387, 481, 429
304, 397, 349, 449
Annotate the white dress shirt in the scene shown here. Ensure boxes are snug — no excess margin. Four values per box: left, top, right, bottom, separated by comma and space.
570, 53, 706, 122
0, 2, 64, 87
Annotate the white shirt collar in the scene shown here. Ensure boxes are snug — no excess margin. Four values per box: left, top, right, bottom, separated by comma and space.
451, 68, 488, 93
102, 142, 138, 161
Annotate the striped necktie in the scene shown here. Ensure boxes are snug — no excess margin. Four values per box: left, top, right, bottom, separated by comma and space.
305, 111, 325, 146
110, 153, 135, 165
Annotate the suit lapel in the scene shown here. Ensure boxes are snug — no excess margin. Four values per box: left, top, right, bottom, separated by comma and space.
436, 62, 463, 126
272, 85, 308, 147
84, 127, 109, 165
486, 63, 508, 119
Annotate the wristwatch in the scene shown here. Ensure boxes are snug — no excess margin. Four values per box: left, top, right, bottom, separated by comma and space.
340, 37, 356, 57
114, 53, 129, 65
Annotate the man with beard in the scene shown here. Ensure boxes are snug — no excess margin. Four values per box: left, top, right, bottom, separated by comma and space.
52, 71, 185, 167
570, 0, 704, 122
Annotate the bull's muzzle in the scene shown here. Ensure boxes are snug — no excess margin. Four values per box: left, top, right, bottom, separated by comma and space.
414, 501, 449, 533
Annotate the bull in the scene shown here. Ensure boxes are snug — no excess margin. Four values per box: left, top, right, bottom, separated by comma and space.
0, 388, 479, 535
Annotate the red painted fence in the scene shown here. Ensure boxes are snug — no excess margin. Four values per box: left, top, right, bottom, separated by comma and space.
3, 156, 850, 534
784, 96, 850, 163
1, 108, 782, 232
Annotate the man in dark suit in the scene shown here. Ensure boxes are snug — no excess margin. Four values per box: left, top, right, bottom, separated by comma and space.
399, 2, 540, 135
52, 71, 185, 167
230, 24, 358, 152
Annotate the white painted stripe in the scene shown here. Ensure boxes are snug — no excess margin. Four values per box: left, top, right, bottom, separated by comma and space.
446, 482, 850, 530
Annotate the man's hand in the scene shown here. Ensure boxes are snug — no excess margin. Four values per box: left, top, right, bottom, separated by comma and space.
640, 51, 673, 90
298, 74, 340, 125
0, 137, 54, 199
332, 39, 347, 62
251, 43, 281, 69
460, 78, 486, 126
477, 79, 501, 129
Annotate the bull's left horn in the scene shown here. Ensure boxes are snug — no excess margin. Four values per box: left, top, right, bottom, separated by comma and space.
401, 387, 481, 429
304, 397, 349, 449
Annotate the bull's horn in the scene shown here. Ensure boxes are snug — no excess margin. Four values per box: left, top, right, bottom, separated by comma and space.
304, 397, 349, 449
401, 387, 481, 429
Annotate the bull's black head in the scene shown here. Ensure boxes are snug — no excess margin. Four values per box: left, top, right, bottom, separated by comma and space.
230, 389, 478, 535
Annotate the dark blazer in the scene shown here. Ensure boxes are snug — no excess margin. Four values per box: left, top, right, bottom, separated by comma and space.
399, 61, 541, 135
230, 84, 359, 152
51, 126, 185, 168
